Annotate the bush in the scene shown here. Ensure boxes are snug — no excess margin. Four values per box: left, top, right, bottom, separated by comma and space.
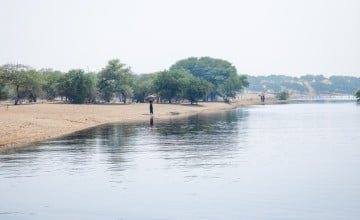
276, 91, 290, 100
355, 90, 360, 102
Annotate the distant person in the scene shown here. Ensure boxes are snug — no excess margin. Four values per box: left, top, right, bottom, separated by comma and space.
260, 94, 265, 104
149, 100, 154, 115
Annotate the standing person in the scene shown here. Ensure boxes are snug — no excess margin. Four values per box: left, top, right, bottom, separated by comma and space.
260, 93, 265, 104
149, 100, 154, 115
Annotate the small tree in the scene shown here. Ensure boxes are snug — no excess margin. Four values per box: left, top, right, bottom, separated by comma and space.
0, 64, 43, 104
0, 70, 10, 100
276, 91, 290, 100
97, 59, 134, 103
355, 89, 360, 102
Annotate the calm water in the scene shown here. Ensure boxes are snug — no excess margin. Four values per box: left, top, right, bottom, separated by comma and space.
1, 102, 360, 220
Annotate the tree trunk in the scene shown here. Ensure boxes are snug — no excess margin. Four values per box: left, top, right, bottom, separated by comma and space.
14, 85, 20, 105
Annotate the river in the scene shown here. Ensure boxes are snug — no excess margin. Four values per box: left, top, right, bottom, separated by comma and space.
1, 102, 359, 220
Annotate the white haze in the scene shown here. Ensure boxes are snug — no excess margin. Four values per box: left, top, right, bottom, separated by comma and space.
0, 0, 359, 76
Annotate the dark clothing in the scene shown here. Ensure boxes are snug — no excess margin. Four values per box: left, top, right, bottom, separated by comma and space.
150, 102, 153, 114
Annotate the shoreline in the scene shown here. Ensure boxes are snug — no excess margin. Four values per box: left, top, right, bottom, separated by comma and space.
0, 100, 283, 152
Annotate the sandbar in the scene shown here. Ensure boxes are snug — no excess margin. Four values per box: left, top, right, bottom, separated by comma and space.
0, 99, 279, 152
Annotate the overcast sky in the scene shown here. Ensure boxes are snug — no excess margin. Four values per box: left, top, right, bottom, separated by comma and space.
1, 0, 359, 76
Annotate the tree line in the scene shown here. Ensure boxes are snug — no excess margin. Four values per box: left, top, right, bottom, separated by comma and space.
0, 57, 249, 105
247, 74, 360, 95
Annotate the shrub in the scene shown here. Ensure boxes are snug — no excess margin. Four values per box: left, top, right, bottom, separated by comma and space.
276, 91, 290, 100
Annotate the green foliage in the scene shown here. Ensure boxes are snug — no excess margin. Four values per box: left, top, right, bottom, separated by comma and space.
0, 83, 10, 100
22, 70, 43, 102
0, 70, 9, 100
170, 57, 248, 101
153, 70, 187, 103
276, 91, 290, 100
152, 69, 213, 104
182, 75, 213, 104
59, 69, 97, 104
40, 70, 64, 100
171, 57, 236, 86
133, 74, 156, 103
97, 59, 134, 103
218, 74, 249, 100
118, 85, 133, 104
0, 64, 43, 104
355, 90, 360, 102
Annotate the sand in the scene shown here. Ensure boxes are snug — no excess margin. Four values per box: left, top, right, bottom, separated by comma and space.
0, 102, 232, 151
0, 98, 281, 152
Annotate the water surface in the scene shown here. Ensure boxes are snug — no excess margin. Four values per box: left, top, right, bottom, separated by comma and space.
1, 102, 360, 220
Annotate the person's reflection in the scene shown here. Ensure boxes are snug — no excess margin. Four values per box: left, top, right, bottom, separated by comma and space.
150, 116, 154, 127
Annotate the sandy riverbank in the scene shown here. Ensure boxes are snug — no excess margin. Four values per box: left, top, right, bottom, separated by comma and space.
0, 99, 281, 152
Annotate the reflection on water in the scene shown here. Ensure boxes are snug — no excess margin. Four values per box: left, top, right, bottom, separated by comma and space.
1, 103, 360, 220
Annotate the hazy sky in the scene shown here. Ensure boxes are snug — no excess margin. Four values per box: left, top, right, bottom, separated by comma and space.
1, 0, 359, 76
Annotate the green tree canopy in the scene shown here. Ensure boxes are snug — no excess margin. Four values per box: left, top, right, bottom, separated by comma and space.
182, 75, 213, 104
276, 91, 290, 100
170, 57, 248, 101
218, 74, 249, 101
0, 69, 10, 100
0, 64, 43, 104
40, 69, 64, 100
59, 69, 97, 104
98, 59, 134, 103
355, 90, 360, 102
153, 70, 188, 103
133, 73, 156, 103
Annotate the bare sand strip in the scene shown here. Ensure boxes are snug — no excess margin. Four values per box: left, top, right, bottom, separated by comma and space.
0, 99, 281, 152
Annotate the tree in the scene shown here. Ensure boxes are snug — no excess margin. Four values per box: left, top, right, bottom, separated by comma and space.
276, 91, 290, 100
117, 85, 133, 104
218, 74, 249, 101
0, 64, 43, 104
0, 69, 10, 100
170, 57, 248, 101
182, 75, 212, 104
98, 59, 134, 103
0, 84, 10, 100
59, 69, 97, 104
40, 69, 64, 100
22, 70, 43, 102
56, 74, 69, 101
153, 70, 187, 103
133, 74, 156, 103
355, 90, 360, 102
